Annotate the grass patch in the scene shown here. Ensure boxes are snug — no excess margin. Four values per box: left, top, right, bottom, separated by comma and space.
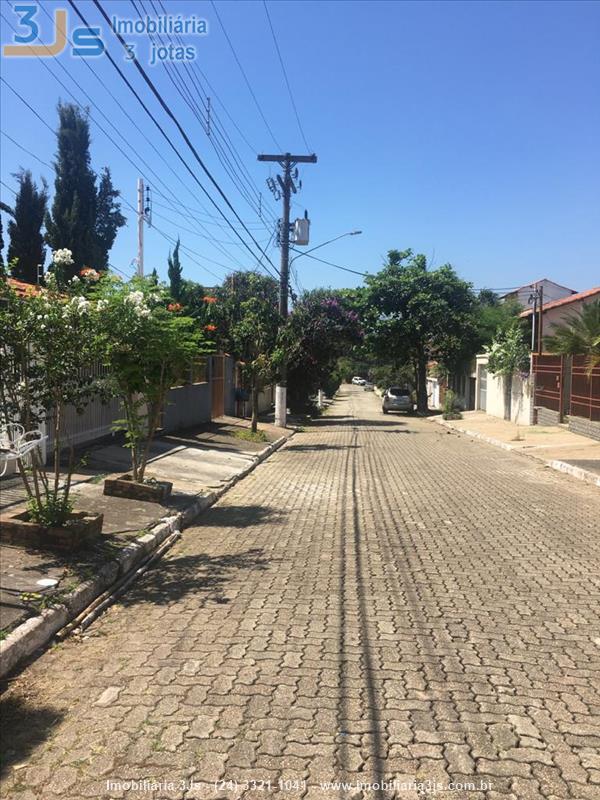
232, 429, 268, 443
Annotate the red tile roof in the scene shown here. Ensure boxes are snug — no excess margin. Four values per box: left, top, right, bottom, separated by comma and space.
5, 278, 42, 296
520, 286, 600, 317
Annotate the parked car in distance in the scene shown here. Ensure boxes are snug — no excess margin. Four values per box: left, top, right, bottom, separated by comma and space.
351, 376, 366, 385
363, 382, 374, 391
382, 386, 413, 414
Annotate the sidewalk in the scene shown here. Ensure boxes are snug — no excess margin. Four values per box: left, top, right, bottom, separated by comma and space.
431, 410, 600, 486
0, 416, 292, 674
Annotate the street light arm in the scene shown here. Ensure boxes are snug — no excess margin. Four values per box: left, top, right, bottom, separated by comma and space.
290, 230, 362, 264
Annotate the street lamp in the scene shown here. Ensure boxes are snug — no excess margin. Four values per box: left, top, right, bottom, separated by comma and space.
290, 230, 362, 264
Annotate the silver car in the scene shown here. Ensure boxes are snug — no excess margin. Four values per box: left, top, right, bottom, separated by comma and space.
382, 386, 413, 414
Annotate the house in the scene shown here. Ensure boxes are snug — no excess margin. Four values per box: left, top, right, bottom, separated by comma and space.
500, 278, 576, 309
519, 286, 600, 332
471, 284, 600, 437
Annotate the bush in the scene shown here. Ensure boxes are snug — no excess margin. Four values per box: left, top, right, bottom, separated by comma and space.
443, 389, 463, 420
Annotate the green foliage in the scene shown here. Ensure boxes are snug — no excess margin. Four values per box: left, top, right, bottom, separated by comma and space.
92, 275, 211, 481
0, 274, 102, 527
487, 320, 531, 376
544, 300, 600, 373
45, 103, 125, 277
282, 290, 363, 413
365, 249, 477, 411
93, 167, 126, 270
0, 214, 5, 275
167, 238, 183, 301
27, 493, 74, 527
442, 389, 463, 420
371, 364, 414, 391
233, 428, 268, 443
7, 170, 48, 283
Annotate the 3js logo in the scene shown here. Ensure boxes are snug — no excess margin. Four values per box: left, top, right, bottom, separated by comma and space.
2, 5, 105, 58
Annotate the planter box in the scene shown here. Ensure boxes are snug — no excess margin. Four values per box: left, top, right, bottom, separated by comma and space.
0, 511, 104, 552
103, 474, 173, 504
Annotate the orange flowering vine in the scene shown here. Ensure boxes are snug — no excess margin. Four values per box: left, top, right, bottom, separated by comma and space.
203, 295, 217, 304
167, 302, 183, 312
204, 324, 217, 332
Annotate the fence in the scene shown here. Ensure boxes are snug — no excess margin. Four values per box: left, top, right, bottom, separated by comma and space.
532, 353, 600, 439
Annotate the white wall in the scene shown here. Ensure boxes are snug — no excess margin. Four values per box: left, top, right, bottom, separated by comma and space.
475, 354, 534, 425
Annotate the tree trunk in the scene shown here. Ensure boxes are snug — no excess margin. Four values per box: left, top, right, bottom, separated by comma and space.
416, 354, 428, 413
504, 374, 512, 421
251, 382, 259, 434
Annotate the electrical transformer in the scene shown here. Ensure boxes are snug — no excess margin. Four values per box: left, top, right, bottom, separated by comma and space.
293, 217, 310, 246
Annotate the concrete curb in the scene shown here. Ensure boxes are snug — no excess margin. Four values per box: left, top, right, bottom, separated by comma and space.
429, 416, 600, 488
0, 432, 291, 679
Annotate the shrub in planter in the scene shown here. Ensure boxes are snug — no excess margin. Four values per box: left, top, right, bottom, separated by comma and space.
442, 390, 463, 420
0, 255, 105, 544
93, 276, 211, 497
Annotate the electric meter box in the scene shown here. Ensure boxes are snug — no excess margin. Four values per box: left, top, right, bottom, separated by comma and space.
293, 218, 310, 246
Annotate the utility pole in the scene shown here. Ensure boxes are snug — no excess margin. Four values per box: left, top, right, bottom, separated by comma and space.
257, 152, 317, 427
137, 177, 144, 277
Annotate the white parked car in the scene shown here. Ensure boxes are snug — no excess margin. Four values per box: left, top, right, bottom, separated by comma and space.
352, 376, 366, 385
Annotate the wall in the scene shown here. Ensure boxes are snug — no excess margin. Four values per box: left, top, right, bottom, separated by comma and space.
569, 416, 600, 442
475, 354, 534, 425
162, 382, 212, 433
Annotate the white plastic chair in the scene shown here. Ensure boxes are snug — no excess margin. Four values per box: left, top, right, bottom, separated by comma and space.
0, 423, 47, 477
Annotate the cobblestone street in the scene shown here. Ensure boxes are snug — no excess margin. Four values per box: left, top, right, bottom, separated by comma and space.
1, 385, 599, 800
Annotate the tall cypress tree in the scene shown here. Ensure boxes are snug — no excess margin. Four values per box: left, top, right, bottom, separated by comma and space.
45, 102, 97, 279
94, 167, 126, 270
167, 238, 182, 300
7, 170, 48, 284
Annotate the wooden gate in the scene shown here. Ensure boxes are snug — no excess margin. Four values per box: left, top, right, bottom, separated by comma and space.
211, 355, 225, 419
570, 356, 600, 421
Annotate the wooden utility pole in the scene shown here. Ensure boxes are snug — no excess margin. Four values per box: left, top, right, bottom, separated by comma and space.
257, 153, 317, 427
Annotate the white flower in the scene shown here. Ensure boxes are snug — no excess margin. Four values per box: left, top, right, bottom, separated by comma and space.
70, 275, 80, 284
125, 290, 145, 306
52, 248, 74, 266
96, 299, 108, 311
137, 307, 151, 318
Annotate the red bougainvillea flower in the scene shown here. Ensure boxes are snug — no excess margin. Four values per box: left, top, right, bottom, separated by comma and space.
203, 295, 217, 304
167, 302, 183, 312
204, 324, 217, 332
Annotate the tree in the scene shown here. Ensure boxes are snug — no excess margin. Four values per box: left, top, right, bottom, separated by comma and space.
93, 167, 126, 270
6, 170, 48, 283
0, 274, 101, 526
93, 276, 210, 483
365, 249, 477, 412
283, 289, 363, 412
167, 238, 183, 301
228, 274, 280, 432
486, 320, 531, 420
0, 214, 5, 277
45, 103, 98, 278
545, 300, 600, 374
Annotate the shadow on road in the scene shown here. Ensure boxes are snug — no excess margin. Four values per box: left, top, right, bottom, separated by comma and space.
286, 443, 361, 452
189, 504, 286, 529
0, 694, 65, 777
120, 547, 270, 607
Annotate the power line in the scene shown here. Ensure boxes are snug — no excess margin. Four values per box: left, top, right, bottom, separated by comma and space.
290, 249, 368, 278
262, 0, 311, 152
1, 131, 52, 169
2, 8, 251, 277
77, 0, 278, 277
210, 0, 282, 151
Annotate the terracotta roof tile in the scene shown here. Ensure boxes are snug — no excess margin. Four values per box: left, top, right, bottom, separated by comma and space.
519, 286, 600, 317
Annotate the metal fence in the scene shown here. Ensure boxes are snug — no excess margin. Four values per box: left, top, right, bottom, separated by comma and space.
532, 353, 599, 422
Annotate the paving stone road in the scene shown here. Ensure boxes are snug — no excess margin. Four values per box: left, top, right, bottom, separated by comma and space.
1, 386, 599, 800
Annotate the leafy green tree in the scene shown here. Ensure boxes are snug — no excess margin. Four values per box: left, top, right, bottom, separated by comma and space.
167, 238, 183, 300
545, 299, 600, 374
6, 170, 48, 283
93, 167, 126, 270
0, 214, 5, 277
283, 289, 363, 412
93, 276, 210, 483
228, 274, 280, 432
365, 249, 477, 412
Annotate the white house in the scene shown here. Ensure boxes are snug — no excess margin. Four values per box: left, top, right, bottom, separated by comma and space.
500, 278, 576, 309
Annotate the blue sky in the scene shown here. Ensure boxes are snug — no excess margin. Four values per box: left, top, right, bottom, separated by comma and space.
1, 0, 599, 293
